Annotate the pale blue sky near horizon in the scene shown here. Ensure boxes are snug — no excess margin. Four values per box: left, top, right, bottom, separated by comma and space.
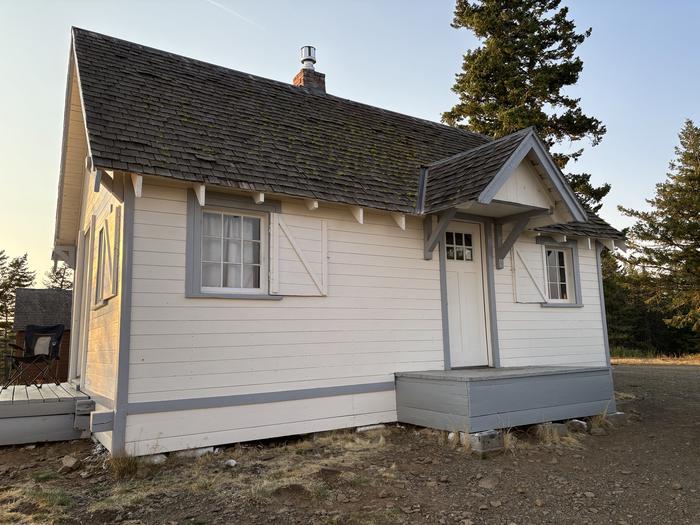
0, 0, 698, 277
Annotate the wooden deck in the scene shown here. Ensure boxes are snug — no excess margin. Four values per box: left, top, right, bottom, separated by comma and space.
395, 366, 616, 433
0, 383, 92, 446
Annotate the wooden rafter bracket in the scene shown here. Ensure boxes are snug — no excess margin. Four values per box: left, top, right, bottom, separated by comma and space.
423, 208, 457, 260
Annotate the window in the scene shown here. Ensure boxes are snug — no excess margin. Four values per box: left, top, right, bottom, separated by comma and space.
200, 210, 265, 292
445, 231, 473, 261
545, 247, 573, 301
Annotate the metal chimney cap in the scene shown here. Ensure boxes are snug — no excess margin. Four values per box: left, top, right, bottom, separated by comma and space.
300, 45, 316, 69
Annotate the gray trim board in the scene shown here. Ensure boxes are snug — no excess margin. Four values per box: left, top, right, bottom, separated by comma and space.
536, 236, 583, 307
80, 387, 114, 410
127, 381, 395, 415
90, 410, 114, 432
424, 207, 457, 260
596, 241, 612, 367
483, 221, 500, 367
112, 173, 134, 455
438, 239, 451, 371
186, 189, 282, 299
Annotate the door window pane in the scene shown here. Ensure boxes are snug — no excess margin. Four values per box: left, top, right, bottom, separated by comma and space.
445, 231, 474, 261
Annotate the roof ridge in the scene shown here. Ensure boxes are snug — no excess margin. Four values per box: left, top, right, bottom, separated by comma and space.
71, 27, 488, 142
424, 127, 532, 169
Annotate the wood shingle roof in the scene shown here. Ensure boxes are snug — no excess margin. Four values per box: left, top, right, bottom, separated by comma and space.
71, 28, 622, 239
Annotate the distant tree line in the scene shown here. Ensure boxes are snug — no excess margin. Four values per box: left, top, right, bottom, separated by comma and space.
446, 0, 699, 355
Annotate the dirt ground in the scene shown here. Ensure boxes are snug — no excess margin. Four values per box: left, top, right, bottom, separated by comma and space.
1, 364, 698, 525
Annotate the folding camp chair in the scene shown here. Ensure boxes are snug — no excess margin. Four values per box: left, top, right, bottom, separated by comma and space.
1, 324, 64, 390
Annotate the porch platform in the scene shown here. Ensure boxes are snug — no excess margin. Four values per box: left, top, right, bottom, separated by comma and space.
395, 366, 615, 433
0, 383, 91, 446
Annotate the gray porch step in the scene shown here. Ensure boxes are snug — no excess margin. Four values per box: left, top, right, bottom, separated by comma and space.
395, 366, 615, 433
0, 383, 91, 446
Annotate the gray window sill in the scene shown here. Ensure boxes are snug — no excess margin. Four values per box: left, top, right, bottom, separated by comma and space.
186, 292, 283, 300
540, 302, 583, 308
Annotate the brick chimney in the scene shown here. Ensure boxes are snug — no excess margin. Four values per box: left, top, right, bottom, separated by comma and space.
293, 45, 325, 94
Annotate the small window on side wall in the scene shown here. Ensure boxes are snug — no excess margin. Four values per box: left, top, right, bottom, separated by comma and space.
545, 246, 573, 302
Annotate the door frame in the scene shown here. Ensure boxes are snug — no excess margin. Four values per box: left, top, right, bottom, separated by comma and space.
439, 216, 499, 370
69, 218, 95, 387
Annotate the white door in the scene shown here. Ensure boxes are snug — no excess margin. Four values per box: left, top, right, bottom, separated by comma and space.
444, 222, 490, 367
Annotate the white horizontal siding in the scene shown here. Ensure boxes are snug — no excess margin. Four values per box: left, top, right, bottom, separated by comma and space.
125, 391, 396, 456
126, 182, 443, 446
495, 232, 607, 367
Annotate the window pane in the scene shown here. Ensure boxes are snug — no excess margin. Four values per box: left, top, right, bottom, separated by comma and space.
455, 233, 463, 246
243, 241, 260, 264
203, 213, 221, 236
202, 262, 221, 287
445, 232, 454, 245
243, 217, 260, 240
546, 249, 557, 266
224, 239, 241, 263
560, 283, 568, 300
243, 265, 260, 288
223, 215, 241, 238
464, 234, 472, 247
559, 267, 567, 283
223, 264, 241, 288
446, 246, 455, 260
549, 283, 560, 299
548, 266, 559, 284
202, 237, 222, 262
558, 251, 565, 266
455, 247, 464, 261
464, 248, 473, 261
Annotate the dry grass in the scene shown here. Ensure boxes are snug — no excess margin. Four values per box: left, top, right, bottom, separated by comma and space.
108, 455, 139, 479
612, 355, 700, 366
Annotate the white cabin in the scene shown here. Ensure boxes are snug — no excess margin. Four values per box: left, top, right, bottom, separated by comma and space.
42, 29, 625, 456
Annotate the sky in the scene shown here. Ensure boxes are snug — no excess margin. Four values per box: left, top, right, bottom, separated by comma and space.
1, 0, 698, 278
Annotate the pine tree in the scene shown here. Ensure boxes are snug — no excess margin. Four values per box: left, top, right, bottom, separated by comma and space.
443, 0, 610, 210
0, 252, 35, 358
43, 263, 74, 290
619, 119, 700, 331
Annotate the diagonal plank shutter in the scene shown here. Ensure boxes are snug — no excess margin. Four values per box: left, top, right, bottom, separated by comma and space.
512, 247, 547, 303
270, 213, 328, 296
101, 205, 121, 300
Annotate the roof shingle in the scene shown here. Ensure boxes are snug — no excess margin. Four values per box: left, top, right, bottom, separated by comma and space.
70, 28, 623, 239
13, 289, 72, 331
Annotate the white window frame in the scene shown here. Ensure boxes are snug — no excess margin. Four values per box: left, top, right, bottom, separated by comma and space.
199, 209, 268, 295
543, 245, 575, 304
